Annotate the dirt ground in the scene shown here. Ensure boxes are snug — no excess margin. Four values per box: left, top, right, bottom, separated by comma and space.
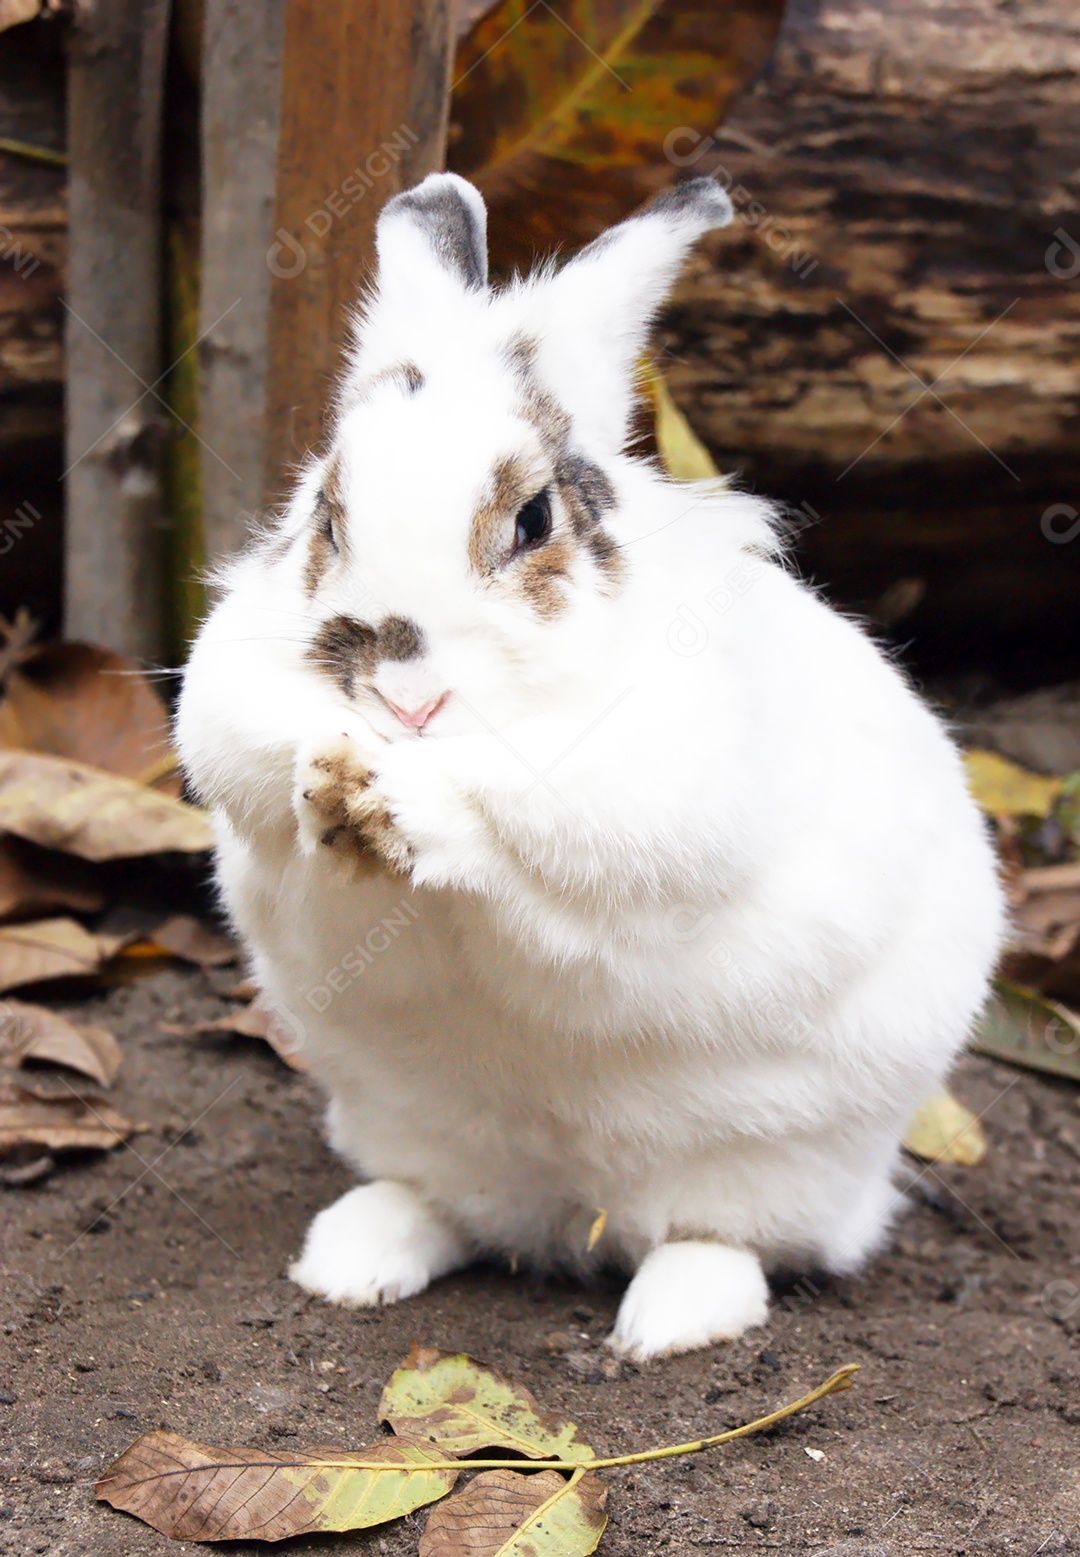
2, 962, 1079, 1557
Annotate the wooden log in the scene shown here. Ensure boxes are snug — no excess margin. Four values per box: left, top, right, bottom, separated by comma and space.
263, 0, 454, 502
64, 0, 172, 659
658, 0, 1080, 674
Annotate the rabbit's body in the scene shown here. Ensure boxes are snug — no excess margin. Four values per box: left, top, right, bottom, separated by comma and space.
177, 174, 1004, 1358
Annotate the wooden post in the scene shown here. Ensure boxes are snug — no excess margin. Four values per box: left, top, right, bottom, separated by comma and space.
198, 0, 287, 565
64, 0, 172, 659
263, 0, 454, 505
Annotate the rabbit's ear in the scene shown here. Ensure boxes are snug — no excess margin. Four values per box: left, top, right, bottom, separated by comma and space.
374, 172, 488, 301
539, 178, 732, 451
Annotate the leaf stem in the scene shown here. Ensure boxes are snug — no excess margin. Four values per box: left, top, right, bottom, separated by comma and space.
0, 136, 67, 167
122, 1364, 857, 1480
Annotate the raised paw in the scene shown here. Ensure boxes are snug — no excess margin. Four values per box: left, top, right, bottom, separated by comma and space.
289, 1181, 467, 1307
608, 1242, 769, 1362
294, 734, 413, 874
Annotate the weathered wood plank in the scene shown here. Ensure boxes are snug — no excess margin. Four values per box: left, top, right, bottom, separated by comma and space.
264, 0, 454, 501
64, 0, 172, 658
198, 0, 286, 566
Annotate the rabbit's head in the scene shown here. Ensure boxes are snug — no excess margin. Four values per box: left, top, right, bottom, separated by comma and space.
284, 172, 732, 737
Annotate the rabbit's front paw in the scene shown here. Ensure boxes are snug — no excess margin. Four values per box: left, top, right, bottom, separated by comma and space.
289, 1181, 466, 1307
294, 734, 413, 875
608, 1242, 769, 1361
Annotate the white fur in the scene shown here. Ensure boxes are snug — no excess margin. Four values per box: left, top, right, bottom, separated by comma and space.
176, 174, 1005, 1361
289, 1180, 466, 1306
610, 1243, 769, 1361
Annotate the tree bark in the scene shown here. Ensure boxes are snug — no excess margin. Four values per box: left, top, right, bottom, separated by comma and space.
64, 0, 172, 659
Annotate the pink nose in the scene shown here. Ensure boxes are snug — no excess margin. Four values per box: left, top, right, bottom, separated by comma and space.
385, 691, 449, 730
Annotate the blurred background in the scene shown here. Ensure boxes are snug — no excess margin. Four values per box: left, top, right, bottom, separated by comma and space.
2, 0, 1078, 691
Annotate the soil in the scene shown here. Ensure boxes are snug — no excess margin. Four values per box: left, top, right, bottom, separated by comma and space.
2, 964, 1079, 1557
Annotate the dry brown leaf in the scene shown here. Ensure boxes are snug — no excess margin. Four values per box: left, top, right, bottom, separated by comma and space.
152, 915, 238, 968
0, 835, 104, 922
0, 750, 212, 861
95, 1432, 458, 1542
420, 1468, 608, 1557
0, 0, 43, 32
0, 641, 181, 795
0, 1080, 134, 1154
0, 918, 124, 993
0, 998, 121, 1085
163, 998, 306, 1070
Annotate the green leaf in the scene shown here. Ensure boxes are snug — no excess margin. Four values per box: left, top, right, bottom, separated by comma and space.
94, 1431, 458, 1543
970, 979, 1080, 1083
962, 749, 1063, 819
420, 1467, 608, 1557
380, 1346, 594, 1462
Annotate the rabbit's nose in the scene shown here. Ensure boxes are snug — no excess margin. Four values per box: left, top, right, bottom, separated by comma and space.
384, 691, 450, 731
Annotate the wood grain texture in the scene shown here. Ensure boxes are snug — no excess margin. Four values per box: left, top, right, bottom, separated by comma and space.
64, 0, 172, 657
198, 0, 285, 564
264, 0, 454, 497
656, 0, 1080, 670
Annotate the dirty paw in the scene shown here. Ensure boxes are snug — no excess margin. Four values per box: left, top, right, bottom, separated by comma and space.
294, 736, 414, 874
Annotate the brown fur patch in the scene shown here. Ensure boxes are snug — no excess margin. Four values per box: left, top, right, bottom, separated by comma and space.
377, 615, 426, 661
306, 614, 378, 697
303, 747, 413, 877
554, 451, 622, 586
468, 455, 536, 576
513, 534, 575, 619
303, 453, 349, 595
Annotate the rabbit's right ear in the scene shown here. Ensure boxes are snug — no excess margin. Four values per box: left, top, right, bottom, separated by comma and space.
374, 173, 489, 307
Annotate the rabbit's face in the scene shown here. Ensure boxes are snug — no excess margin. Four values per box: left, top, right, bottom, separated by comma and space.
281, 172, 732, 739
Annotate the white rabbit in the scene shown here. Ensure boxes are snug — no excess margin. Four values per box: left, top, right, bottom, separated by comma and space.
176, 172, 1005, 1361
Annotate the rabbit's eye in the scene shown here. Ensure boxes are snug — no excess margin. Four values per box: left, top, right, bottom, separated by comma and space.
314, 491, 338, 553
513, 488, 552, 553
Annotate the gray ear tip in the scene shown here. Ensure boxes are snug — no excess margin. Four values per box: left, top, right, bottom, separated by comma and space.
379, 173, 489, 289
650, 177, 733, 230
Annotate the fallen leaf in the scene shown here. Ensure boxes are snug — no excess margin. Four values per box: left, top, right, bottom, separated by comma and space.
0, 641, 180, 795
95, 1433, 458, 1542
902, 1092, 986, 1166
645, 367, 722, 483
963, 749, 1063, 819
420, 1467, 607, 1557
0, 918, 125, 993
970, 979, 1080, 1083
152, 915, 238, 968
380, 1347, 594, 1462
0, 835, 104, 922
0, 999, 121, 1085
0, 0, 43, 32
0, 1081, 134, 1154
163, 998, 306, 1071
451, 0, 784, 271
0, 750, 212, 861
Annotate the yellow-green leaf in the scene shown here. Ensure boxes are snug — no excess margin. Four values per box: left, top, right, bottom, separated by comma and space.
962, 749, 1063, 819
94, 1431, 458, 1543
380, 1346, 594, 1462
0, 750, 212, 861
451, 0, 785, 270
970, 979, 1080, 1083
902, 1091, 986, 1166
420, 1467, 608, 1557
645, 365, 722, 482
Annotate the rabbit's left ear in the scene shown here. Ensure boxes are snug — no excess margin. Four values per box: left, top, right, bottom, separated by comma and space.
374, 172, 488, 303
537, 178, 733, 452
